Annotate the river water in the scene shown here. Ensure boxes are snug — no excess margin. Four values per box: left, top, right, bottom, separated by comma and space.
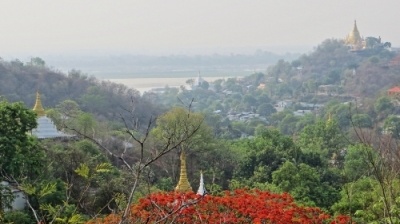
106, 76, 236, 94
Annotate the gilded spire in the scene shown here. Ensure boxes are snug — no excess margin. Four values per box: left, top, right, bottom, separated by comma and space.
327, 112, 333, 127
33, 91, 46, 117
352, 20, 360, 35
345, 20, 363, 48
175, 150, 192, 192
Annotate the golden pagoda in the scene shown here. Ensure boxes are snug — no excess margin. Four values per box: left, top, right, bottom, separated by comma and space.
327, 112, 333, 127
32, 91, 46, 117
175, 150, 192, 192
345, 20, 365, 50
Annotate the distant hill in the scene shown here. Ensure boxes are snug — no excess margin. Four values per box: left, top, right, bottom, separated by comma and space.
265, 39, 400, 99
43, 51, 301, 79
0, 59, 161, 123
1, 38, 398, 123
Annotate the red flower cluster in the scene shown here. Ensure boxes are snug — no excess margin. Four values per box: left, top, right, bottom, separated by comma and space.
89, 189, 351, 223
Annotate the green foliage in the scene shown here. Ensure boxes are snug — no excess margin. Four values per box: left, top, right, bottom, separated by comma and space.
2, 37, 400, 223
327, 103, 352, 128
21, 180, 59, 201
37, 140, 120, 219
297, 119, 346, 165
151, 107, 211, 152
383, 115, 400, 138
95, 163, 114, 173
2, 211, 34, 224
270, 110, 292, 126
80, 86, 108, 113
113, 192, 127, 213
0, 60, 161, 127
295, 114, 316, 131
200, 80, 209, 90
375, 96, 394, 115
56, 100, 81, 118
75, 164, 90, 179
151, 107, 236, 190
279, 113, 300, 135
196, 143, 237, 190
334, 141, 400, 223
257, 103, 276, 117
0, 100, 45, 178
343, 144, 376, 181
233, 129, 301, 183
27, 57, 46, 67
351, 113, 373, 128
0, 184, 14, 212
39, 183, 58, 199
272, 161, 339, 209
42, 203, 86, 224
75, 162, 113, 180
330, 177, 400, 223
155, 177, 174, 191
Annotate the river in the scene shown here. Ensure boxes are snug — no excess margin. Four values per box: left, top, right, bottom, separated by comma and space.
106, 76, 238, 94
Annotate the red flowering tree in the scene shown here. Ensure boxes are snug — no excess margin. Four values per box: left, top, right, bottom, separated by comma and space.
88, 189, 351, 224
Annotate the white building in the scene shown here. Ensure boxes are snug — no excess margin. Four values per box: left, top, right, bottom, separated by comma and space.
31, 92, 74, 139
1, 181, 26, 211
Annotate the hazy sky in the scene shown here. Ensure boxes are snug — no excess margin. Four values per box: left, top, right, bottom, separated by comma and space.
1, 0, 399, 57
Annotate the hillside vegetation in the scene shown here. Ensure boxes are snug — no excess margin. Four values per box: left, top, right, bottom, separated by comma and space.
1, 39, 400, 223
0, 58, 162, 123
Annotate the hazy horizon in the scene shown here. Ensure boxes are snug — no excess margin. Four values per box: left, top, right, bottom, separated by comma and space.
1, 45, 310, 63
1, 0, 399, 61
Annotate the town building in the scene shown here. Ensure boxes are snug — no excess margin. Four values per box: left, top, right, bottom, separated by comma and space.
388, 86, 400, 97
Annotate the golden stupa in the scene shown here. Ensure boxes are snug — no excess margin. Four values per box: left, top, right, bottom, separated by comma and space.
345, 20, 365, 50
32, 91, 46, 117
175, 150, 192, 192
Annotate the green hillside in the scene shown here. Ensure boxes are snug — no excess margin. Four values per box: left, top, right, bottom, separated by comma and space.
1, 38, 400, 223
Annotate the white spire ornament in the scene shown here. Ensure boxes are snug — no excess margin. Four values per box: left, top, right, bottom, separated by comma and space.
197, 171, 207, 196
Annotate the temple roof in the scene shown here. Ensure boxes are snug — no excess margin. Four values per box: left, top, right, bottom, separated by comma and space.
388, 86, 400, 93
32, 92, 46, 117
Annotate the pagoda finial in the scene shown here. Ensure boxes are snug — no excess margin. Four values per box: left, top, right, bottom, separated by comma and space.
175, 150, 192, 192
197, 171, 206, 196
327, 112, 333, 126
353, 20, 358, 32
345, 20, 362, 48
33, 91, 46, 117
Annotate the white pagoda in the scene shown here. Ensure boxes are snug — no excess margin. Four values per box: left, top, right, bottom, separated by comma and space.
31, 92, 73, 139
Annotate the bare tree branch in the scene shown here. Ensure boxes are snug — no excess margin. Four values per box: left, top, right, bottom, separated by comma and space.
66, 98, 205, 224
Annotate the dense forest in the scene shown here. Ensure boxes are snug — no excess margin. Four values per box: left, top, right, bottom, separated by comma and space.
1, 38, 400, 223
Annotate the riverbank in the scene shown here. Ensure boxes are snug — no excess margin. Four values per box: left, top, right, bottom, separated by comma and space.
107, 76, 238, 94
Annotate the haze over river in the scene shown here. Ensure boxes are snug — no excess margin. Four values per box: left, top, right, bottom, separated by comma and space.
107, 76, 236, 94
